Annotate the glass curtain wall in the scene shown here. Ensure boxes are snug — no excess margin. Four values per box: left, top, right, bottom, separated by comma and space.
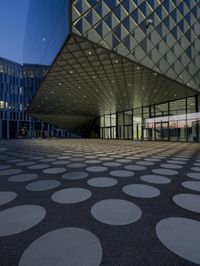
100, 95, 200, 142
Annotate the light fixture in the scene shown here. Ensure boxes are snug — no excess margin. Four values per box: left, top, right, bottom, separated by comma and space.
88, 51, 92, 55
70, 70, 73, 74
154, 72, 157, 76
93, 75, 96, 79
59, 82, 62, 86
115, 60, 119, 63
137, 66, 140, 70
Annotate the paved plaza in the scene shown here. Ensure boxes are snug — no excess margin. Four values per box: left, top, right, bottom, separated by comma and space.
0, 139, 200, 265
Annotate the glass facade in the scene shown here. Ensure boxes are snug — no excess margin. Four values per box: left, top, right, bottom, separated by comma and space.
100, 95, 200, 142
0, 57, 66, 138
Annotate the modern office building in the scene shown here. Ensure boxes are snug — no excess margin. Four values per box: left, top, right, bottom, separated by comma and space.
25, 0, 200, 142
0, 57, 67, 138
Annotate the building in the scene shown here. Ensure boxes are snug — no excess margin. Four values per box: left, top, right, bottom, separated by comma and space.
25, 0, 200, 142
0, 57, 67, 138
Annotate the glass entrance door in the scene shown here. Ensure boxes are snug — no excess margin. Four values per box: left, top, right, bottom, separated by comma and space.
155, 122, 169, 141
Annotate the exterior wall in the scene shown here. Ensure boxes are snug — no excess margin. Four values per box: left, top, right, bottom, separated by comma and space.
72, 0, 200, 91
0, 57, 66, 139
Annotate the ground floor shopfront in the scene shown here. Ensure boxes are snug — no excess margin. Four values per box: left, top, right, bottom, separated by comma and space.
100, 95, 200, 142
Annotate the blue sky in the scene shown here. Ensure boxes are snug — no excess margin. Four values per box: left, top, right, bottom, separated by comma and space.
0, 0, 29, 64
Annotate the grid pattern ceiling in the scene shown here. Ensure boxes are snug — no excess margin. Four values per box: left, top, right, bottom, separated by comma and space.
28, 34, 196, 133
72, 0, 200, 92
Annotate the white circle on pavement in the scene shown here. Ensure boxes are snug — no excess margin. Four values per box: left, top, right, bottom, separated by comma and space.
0, 169, 23, 176
160, 164, 183, 169
173, 193, 200, 213
156, 217, 200, 264
102, 162, 122, 167
123, 184, 160, 198
187, 173, 200, 180
28, 164, 50, 170
43, 168, 66, 174
26, 180, 60, 191
8, 173, 38, 182
52, 188, 92, 204
152, 169, 178, 176
125, 165, 146, 171
19, 227, 102, 266
87, 177, 117, 187
62, 172, 88, 180
109, 170, 134, 177
140, 175, 171, 184
0, 205, 46, 236
0, 165, 11, 170
86, 166, 108, 172
91, 199, 141, 225
0, 191, 17, 206
182, 181, 200, 192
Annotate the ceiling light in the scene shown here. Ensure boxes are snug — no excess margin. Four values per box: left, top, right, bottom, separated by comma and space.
59, 82, 62, 86
88, 51, 92, 55
154, 72, 157, 76
115, 60, 119, 63
93, 75, 96, 79
137, 66, 140, 70
70, 70, 73, 74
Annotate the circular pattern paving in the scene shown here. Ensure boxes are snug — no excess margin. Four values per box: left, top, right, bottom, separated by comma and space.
87, 177, 117, 187
123, 184, 160, 198
43, 168, 66, 174
52, 160, 70, 165
68, 163, 86, 168
62, 171, 88, 180
166, 160, 186, 165
103, 162, 121, 167
0, 169, 23, 176
182, 181, 200, 192
173, 193, 200, 213
152, 169, 178, 176
191, 167, 200, 172
16, 161, 36, 166
0, 191, 17, 206
19, 227, 102, 266
91, 199, 141, 225
125, 165, 146, 171
109, 170, 134, 177
26, 180, 60, 191
140, 175, 171, 184
187, 173, 200, 180
160, 164, 183, 169
136, 161, 154, 166
28, 164, 50, 170
0, 205, 46, 236
86, 166, 108, 172
0, 165, 10, 170
52, 188, 92, 204
8, 173, 38, 182
156, 217, 200, 264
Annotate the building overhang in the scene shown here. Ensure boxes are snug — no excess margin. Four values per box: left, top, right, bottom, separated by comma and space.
28, 34, 198, 135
